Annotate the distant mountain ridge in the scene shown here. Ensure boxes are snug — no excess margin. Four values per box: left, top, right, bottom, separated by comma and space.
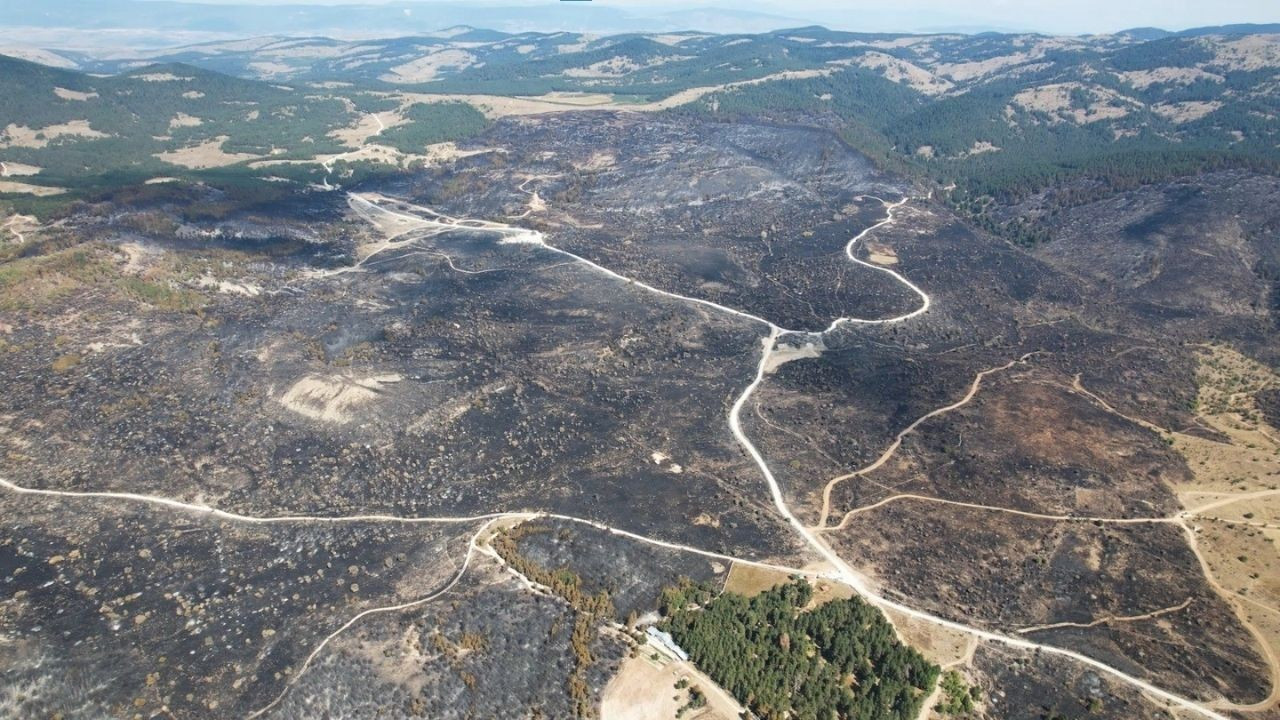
1120, 23, 1280, 40
0, 0, 806, 37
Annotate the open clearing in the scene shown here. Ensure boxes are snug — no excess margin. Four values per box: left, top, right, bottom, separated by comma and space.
154, 136, 261, 168
601, 648, 741, 720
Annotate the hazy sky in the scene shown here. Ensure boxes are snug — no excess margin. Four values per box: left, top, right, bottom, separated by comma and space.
145, 0, 1279, 34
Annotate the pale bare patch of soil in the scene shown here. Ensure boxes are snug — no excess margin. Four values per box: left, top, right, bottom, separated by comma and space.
394, 66, 850, 119
154, 136, 260, 169
1153, 100, 1223, 124
1207, 34, 1280, 72
763, 339, 824, 373
246, 61, 294, 77
380, 49, 476, 84
0, 161, 41, 176
517, 91, 616, 106
53, 86, 97, 101
882, 606, 973, 668
935, 50, 1038, 81
1116, 66, 1225, 89
1, 120, 108, 149
649, 33, 707, 46
1011, 82, 1138, 124
135, 72, 192, 82
0, 180, 65, 196
866, 242, 899, 265
277, 372, 404, 424
2, 213, 39, 242
0, 46, 77, 68
601, 646, 742, 720
1172, 345, 1280, 497
562, 55, 686, 79
577, 152, 616, 171
855, 51, 953, 95
168, 112, 204, 130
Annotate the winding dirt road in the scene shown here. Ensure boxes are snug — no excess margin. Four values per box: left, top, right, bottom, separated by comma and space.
3, 188, 1273, 719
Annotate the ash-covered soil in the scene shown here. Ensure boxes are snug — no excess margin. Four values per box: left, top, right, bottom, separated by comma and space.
509, 517, 726, 620
824, 366, 1186, 521
0, 491, 475, 719
387, 113, 919, 332
827, 501, 1268, 703
1, 110, 1278, 718
973, 644, 1180, 720
0, 197, 806, 563
263, 556, 627, 720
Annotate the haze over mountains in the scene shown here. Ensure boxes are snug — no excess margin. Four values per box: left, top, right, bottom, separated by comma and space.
3, 0, 1279, 49
1, 0, 806, 43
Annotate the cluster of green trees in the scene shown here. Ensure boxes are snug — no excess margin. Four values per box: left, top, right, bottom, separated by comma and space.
663, 41, 1280, 247
935, 670, 980, 716
374, 102, 489, 153
661, 579, 939, 720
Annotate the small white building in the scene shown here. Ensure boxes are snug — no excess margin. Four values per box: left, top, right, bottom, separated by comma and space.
645, 626, 690, 662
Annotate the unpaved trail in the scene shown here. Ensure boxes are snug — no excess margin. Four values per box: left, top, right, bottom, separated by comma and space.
335, 192, 1259, 719
1178, 520, 1280, 712
246, 519, 494, 719
320, 113, 388, 190
826, 492, 1181, 532
0, 188, 1267, 720
816, 353, 1038, 529
1016, 597, 1193, 634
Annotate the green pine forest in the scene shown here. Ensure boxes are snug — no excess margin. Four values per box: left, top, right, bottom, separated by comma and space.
660, 579, 940, 720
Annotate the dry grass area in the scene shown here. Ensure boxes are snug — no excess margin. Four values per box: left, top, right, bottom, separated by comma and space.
1152, 100, 1223, 124
1193, 519, 1280, 610
933, 47, 1050, 82
601, 647, 741, 720
154, 136, 261, 169
1203, 493, 1280, 526
393, 66, 850, 121
1209, 34, 1280, 72
722, 563, 852, 608
519, 91, 617, 106
328, 109, 407, 150
1, 161, 43, 176
721, 563, 791, 596
53, 86, 98, 101
1, 120, 108, 149
1172, 345, 1280, 498
1010, 82, 1138, 124
600, 654, 687, 720
1170, 345, 1280, 712
380, 49, 477, 84
1115, 66, 1224, 89
855, 52, 953, 95
0, 180, 64, 196
881, 607, 973, 668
